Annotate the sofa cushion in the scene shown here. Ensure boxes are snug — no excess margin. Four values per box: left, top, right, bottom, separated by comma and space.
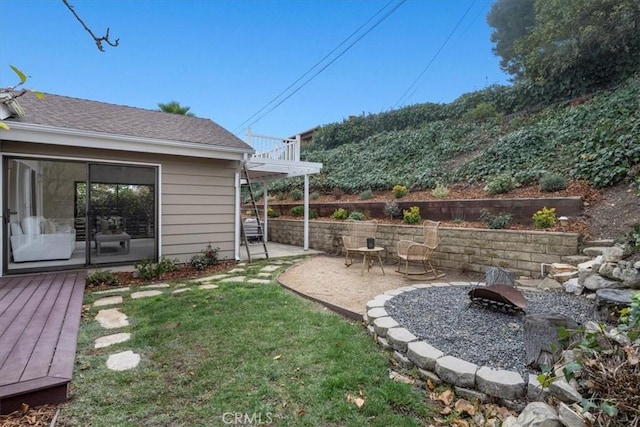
10, 222, 23, 236
21, 216, 42, 235
42, 218, 57, 234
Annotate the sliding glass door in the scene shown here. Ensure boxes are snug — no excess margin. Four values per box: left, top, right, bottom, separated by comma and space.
3, 157, 158, 274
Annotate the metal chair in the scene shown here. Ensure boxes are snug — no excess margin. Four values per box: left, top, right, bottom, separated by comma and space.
341, 220, 378, 267
396, 220, 445, 279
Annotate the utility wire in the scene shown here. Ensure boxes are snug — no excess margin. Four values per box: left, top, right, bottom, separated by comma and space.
393, 0, 477, 108
233, 0, 406, 135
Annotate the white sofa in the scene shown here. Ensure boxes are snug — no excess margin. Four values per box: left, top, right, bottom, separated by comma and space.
10, 216, 76, 262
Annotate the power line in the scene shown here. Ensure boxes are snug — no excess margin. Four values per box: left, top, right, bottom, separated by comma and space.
233, 0, 406, 135
393, 0, 478, 108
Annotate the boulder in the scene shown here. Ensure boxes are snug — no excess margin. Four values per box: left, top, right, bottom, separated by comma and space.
517, 402, 561, 426
601, 246, 624, 262
563, 278, 583, 295
583, 274, 622, 290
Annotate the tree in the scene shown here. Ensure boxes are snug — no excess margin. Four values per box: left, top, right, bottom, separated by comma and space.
516, 0, 640, 95
157, 101, 195, 117
486, 0, 536, 81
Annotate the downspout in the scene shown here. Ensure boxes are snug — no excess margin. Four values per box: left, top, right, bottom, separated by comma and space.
234, 156, 245, 261
304, 174, 309, 250
263, 182, 268, 242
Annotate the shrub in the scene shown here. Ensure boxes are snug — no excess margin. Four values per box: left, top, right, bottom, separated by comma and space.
622, 223, 640, 253
480, 209, 513, 229
86, 269, 121, 288
291, 188, 303, 201
485, 174, 518, 195
290, 206, 305, 216
431, 183, 450, 198
331, 188, 344, 199
359, 189, 374, 200
267, 207, 280, 218
290, 206, 318, 218
539, 173, 567, 192
310, 191, 320, 200
156, 257, 180, 275
532, 207, 557, 229
276, 192, 287, 201
383, 201, 401, 219
403, 206, 421, 224
135, 256, 181, 280
190, 244, 219, 271
348, 211, 366, 221
134, 258, 157, 280
331, 208, 349, 220
392, 185, 409, 198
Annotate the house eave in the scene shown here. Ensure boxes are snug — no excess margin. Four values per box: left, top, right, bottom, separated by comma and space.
1, 122, 253, 161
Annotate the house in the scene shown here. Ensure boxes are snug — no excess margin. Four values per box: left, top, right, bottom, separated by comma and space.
0, 91, 322, 277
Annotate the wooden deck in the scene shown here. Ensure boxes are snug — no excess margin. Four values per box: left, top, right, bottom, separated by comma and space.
0, 271, 86, 414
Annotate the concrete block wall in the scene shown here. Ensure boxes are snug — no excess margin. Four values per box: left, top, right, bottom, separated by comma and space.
267, 219, 580, 278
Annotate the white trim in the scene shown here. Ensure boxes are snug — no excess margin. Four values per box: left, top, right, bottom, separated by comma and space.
4, 123, 252, 161
304, 175, 309, 250
234, 168, 241, 261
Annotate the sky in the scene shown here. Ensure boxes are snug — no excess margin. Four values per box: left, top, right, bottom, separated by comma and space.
0, 0, 511, 138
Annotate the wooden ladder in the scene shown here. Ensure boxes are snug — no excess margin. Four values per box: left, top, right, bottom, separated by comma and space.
241, 164, 269, 262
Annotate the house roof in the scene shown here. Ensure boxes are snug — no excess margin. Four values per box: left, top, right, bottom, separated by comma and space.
3, 91, 253, 158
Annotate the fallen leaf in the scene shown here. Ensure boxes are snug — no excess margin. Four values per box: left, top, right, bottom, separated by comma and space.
20, 403, 29, 414
427, 378, 436, 390
440, 406, 452, 415
450, 419, 470, 427
273, 354, 281, 360
347, 393, 365, 408
454, 399, 476, 416
436, 389, 454, 406
623, 345, 639, 365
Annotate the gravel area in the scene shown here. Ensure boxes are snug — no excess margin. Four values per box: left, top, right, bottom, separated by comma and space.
385, 285, 596, 380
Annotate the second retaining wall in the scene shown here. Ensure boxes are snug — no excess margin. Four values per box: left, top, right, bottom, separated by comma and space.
267, 219, 580, 278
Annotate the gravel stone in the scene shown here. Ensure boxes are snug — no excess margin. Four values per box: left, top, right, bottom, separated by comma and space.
385, 286, 595, 380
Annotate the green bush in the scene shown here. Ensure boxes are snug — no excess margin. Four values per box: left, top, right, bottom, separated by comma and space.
276, 192, 287, 201
348, 211, 366, 221
392, 185, 409, 198
480, 209, 513, 229
539, 173, 567, 192
332, 188, 344, 199
310, 191, 320, 200
485, 174, 518, 195
156, 257, 180, 275
431, 183, 450, 198
134, 258, 157, 281
330, 208, 349, 220
290, 206, 305, 216
267, 207, 280, 218
359, 189, 374, 200
86, 269, 121, 288
532, 207, 557, 229
190, 244, 219, 271
291, 188, 303, 201
403, 206, 421, 224
309, 208, 319, 219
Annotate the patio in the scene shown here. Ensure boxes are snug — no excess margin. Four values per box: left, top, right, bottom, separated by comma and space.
0, 271, 85, 414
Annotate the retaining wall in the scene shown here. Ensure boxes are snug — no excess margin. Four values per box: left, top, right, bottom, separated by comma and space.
267, 219, 580, 278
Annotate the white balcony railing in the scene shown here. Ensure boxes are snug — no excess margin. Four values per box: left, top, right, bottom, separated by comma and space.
247, 128, 300, 162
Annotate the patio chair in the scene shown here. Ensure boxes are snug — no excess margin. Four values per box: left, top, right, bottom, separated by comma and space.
396, 220, 445, 279
341, 220, 378, 267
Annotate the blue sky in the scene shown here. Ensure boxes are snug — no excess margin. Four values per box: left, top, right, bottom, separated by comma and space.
0, 0, 510, 138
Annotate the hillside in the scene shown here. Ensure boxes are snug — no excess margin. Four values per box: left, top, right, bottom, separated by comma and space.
268, 76, 640, 241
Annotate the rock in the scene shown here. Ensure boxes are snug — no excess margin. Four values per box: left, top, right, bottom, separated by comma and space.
583, 274, 622, 290
582, 239, 615, 248
417, 368, 442, 385
557, 402, 588, 427
548, 379, 583, 403
615, 261, 640, 288
517, 402, 561, 427
561, 255, 591, 266
524, 313, 578, 369
392, 351, 413, 369
475, 366, 525, 400
594, 288, 635, 324
373, 316, 400, 337
553, 271, 579, 283
502, 415, 521, 427
386, 327, 418, 352
601, 246, 624, 262
597, 262, 617, 279
538, 277, 563, 290
434, 355, 478, 388
407, 341, 444, 371
454, 386, 488, 403
563, 278, 583, 295
527, 374, 550, 401
582, 247, 608, 257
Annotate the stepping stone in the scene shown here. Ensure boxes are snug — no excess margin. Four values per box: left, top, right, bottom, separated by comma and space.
93, 295, 123, 307
227, 268, 245, 274
198, 284, 219, 290
94, 287, 131, 295
247, 279, 270, 284
96, 308, 129, 329
221, 276, 246, 283
257, 273, 271, 277
95, 332, 131, 349
261, 265, 279, 272
131, 290, 163, 299
140, 283, 170, 289
192, 274, 227, 283
172, 288, 191, 294
106, 350, 140, 371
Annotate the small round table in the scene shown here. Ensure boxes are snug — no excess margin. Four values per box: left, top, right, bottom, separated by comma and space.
357, 246, 385, 276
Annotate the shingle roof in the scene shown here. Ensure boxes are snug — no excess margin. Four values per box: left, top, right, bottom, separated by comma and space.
8, 91, 251, 151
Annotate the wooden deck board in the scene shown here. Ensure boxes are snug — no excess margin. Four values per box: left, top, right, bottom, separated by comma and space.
0, 272, 85, 415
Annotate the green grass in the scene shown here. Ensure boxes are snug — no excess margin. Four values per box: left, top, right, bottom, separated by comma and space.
59, 259, 438, 426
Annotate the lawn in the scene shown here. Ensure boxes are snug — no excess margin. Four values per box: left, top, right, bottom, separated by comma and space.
57, 258, 438, 426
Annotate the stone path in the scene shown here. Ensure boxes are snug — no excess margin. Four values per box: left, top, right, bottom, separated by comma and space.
89, 261, 293, 371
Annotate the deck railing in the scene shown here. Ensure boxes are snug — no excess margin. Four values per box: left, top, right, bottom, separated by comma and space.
247, 128, 300, 162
